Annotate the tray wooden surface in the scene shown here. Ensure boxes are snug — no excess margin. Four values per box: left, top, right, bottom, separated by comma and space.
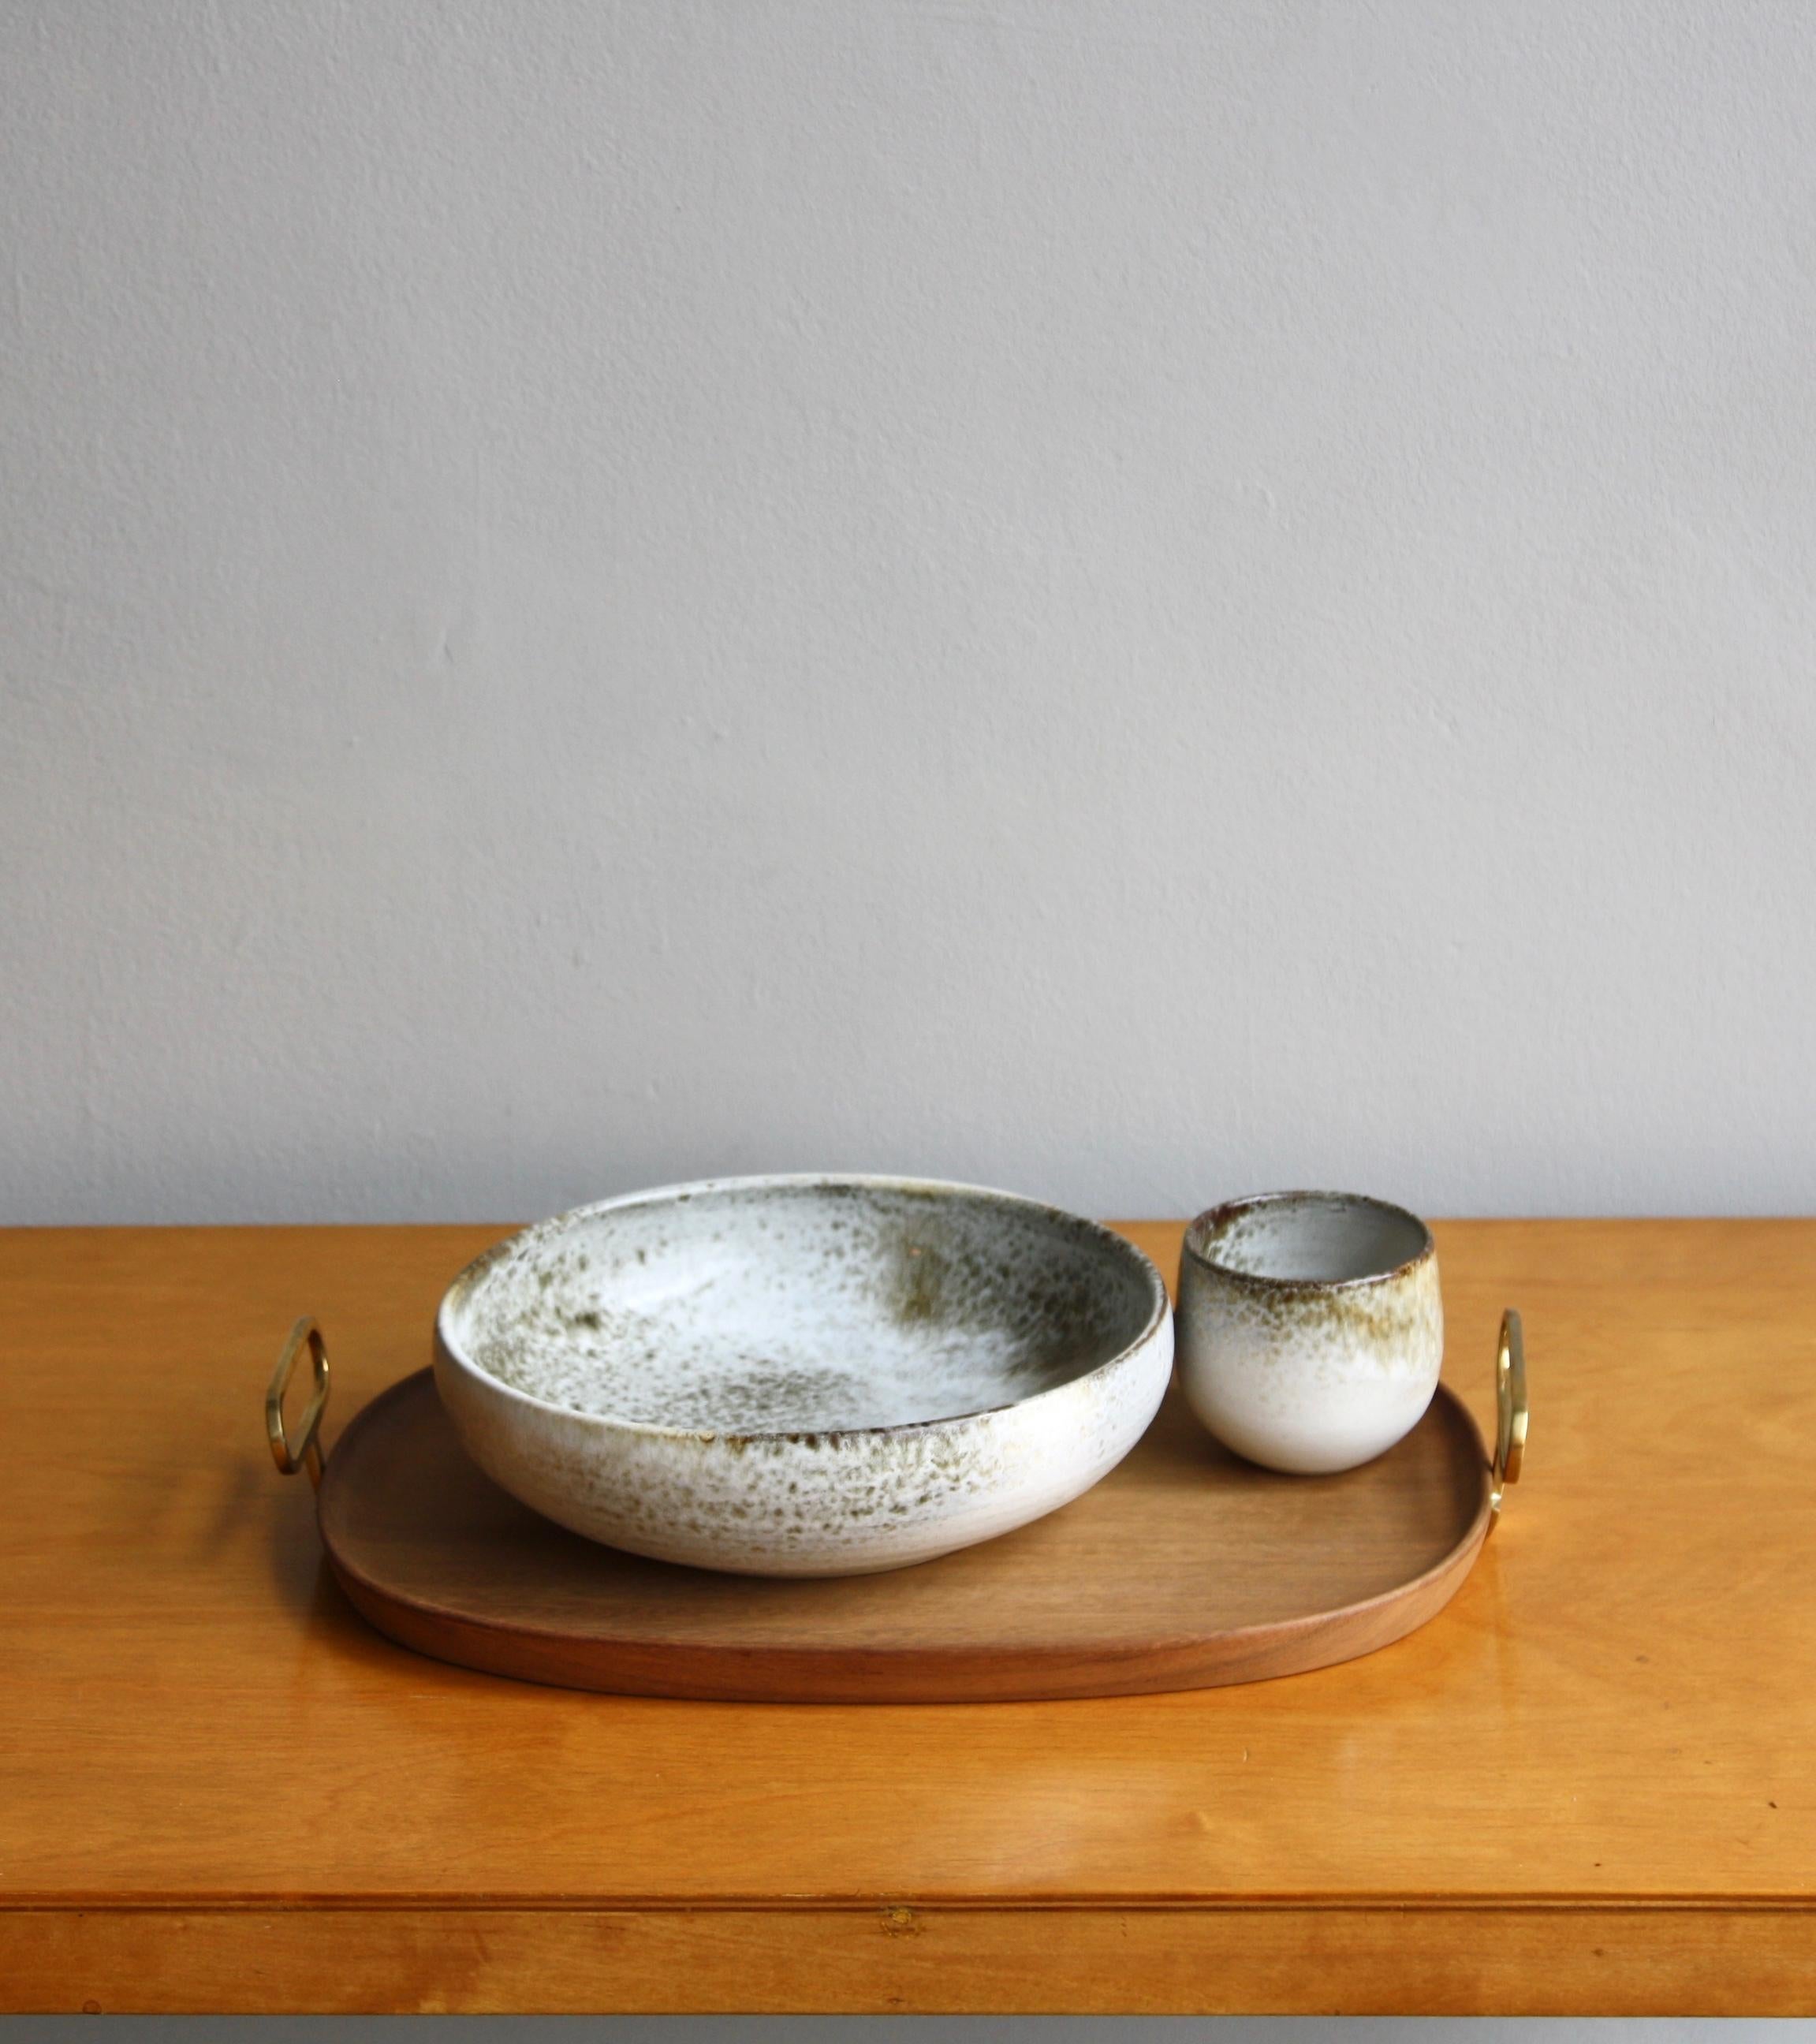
318, 1366, 1494, 1701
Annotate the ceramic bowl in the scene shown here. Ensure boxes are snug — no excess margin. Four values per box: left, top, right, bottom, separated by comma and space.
1175, 1190, 1441, 1474
433, 1174, 1173, 1576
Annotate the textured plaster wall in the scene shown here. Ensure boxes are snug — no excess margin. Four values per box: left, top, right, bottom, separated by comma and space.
5, 1, 1815, 1225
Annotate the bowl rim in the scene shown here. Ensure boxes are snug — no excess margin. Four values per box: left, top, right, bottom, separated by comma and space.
1181, 1188, 1435, 1292
434, 1171, 1173, 1445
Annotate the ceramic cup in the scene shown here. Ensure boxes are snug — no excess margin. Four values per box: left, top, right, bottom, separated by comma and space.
1176, 1191, 1441, 1474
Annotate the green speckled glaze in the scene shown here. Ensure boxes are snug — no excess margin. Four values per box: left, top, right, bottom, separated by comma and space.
433, 1175, 1173, 1576
1176, 1191, 1442, 1475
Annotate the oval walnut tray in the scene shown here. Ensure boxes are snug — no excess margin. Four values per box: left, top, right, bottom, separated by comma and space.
294, 1358, 1515, 1703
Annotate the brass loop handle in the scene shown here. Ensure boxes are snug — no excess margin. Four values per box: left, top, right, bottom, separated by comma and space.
267, 1315, 330, 1489
1491, 1307, 1527, 1517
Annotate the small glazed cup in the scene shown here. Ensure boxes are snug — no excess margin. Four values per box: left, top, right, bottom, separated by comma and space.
1176, 1191, 1441, 1474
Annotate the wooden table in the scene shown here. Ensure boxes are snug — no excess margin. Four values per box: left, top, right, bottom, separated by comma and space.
2, 1220, 1811, 2016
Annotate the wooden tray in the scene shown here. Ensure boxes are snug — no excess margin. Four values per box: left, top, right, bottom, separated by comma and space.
305, 1367, 1502, 1702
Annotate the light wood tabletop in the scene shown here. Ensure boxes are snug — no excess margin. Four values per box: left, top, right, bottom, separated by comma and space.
2, 1219, 1811, 2015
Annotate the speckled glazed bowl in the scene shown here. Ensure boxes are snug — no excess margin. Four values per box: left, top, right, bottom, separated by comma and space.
1176, 1191, 1441, 1475
433, 1175, 1173, 1576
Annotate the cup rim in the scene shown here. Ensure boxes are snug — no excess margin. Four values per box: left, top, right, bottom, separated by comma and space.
1181, 1189, 1435, 1293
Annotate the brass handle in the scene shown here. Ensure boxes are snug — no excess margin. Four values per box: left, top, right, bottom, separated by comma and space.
267, 1315, 330, 1489
1491, 1307, 1527, 1516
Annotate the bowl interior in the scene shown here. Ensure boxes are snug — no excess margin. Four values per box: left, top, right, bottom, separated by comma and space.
443, 1180, 1161, 1434
1187, 1192, 1430, 1286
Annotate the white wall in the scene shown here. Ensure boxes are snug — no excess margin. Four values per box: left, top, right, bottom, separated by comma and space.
5, 0, 1815, 1227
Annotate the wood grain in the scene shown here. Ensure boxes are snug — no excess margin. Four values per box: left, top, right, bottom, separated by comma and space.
319, 1370, 1492, 1700
2, 1219, 1814, 2013
9, 1904, 1816, 2016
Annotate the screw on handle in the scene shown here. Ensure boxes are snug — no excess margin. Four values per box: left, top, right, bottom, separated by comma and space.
267, 1315, 330, 1489
1491, 1307, 1527, 1517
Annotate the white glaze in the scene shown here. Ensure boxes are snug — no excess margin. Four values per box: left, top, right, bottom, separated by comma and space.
1176, 1191, 1441, 1474
434, 1175, 1173, 1576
